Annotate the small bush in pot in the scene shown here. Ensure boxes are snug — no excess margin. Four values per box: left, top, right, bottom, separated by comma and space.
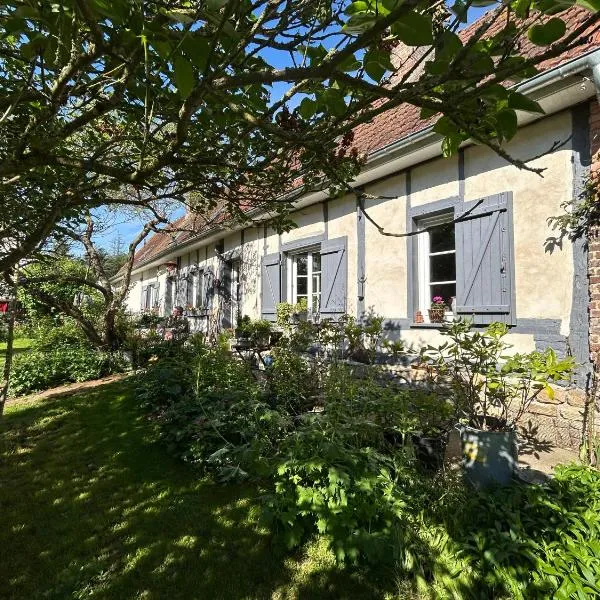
424, 319, 575, 486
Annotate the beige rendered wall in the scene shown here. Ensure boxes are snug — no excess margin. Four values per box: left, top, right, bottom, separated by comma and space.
363, 173, 408, 318
281, 203, 325, 244
464, 111, 574, 336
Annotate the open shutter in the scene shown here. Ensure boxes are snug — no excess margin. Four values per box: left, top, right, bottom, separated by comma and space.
455, 192, 515, 325
153, 282, 160, 310
176, 272, 187, 307
141, 285, 148, 310
203, 268, 214, 311
261, 252, 281, 321
320, 237, 347, 318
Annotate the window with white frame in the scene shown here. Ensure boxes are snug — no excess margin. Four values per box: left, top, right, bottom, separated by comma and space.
185, 270, 204, 310
288, 250, 321, 312
142, 283, 159, 311
417, 214, 456, 320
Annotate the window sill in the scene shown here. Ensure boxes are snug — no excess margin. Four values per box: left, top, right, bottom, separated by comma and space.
410, 322, 448, 329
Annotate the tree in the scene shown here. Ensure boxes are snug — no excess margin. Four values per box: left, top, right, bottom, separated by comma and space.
14, 211, 168, 350
1, 0, 599, 274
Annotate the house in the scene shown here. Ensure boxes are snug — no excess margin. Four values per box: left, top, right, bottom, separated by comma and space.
120, 7, 600, 449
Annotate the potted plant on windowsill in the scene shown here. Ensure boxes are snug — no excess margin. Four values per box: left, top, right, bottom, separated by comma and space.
424, 320, 575, 487
292, 298, 308, 323
428, 296, 446, 323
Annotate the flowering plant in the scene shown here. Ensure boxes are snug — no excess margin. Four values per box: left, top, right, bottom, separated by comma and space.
431, 296, 445, 308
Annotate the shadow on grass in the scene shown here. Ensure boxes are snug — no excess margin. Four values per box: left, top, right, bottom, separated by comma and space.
0, 381, 394, 600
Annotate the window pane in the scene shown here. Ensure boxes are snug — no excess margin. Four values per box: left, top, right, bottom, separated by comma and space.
312, 252, 321, 273
297, 276, 308, 296
312, 273, 321, 294
429, 222, 455, 253
429, 283, 456, 308
296, 254, 308, 276
430, 253, 456, 282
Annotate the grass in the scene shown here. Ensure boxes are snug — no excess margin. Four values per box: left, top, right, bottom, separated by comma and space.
0, 337, 32, 369
0, 380, 406, 600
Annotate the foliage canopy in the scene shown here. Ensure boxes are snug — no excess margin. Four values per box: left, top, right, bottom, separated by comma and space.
1, 0, 599, 271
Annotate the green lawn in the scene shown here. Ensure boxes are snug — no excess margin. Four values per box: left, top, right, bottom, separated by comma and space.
0, 380, 404, 600
0, 337, 32, 369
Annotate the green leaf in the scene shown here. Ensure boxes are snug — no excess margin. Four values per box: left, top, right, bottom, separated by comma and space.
390, 11, 434, 46
299, 97, 317, 119
528, 17, 566, 45
433, 116, 458, 137
420, 107, 439, 119
161, 8, 195, 24
441, 133, 463, 157
344, 1, 370, 15
207, 0, 230, 9
181, 36, 210, 70
507, 91, 544, 114
577, 0, 600, 11
496, 109, 518, 141
173, 56, 195, 99
363, 49, 393, 82
343, 13, 376, 34
323, 89, 347, 116
536, 0, 576, 14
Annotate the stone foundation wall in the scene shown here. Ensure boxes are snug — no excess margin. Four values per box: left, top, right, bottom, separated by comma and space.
519, 387, 590, 451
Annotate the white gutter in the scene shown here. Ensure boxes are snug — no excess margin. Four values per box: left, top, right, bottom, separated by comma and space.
126, 48, 600, 276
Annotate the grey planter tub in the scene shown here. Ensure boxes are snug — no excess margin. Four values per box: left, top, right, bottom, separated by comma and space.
458, 424, 518, 488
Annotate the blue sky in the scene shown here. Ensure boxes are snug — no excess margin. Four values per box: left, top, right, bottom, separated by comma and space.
101, 5, 492, 253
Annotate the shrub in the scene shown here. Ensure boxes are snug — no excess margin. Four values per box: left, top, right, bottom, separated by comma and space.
423, 319, 575, 430
9, 346, 123, 396
8, 319, 125, 396
432, 464, 600, 598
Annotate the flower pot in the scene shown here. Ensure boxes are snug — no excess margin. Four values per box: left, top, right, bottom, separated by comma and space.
457, 424, 517, 488
235, 337, 252, 349
428, 307, 446, 323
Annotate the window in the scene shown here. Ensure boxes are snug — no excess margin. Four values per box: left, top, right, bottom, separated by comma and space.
417, 214, 456, 320
142, 283, 159, 311
289, 250, 321, 312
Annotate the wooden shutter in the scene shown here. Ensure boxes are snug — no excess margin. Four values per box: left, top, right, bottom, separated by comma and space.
196, 270, 204, 309
176, 273, 187, 307
320, 237, 347, 318
455, 192, 515, 325
141, 285, 148, 310
261, 252, 281, 321
153, 282, 160, 310
202, 269, 214, 311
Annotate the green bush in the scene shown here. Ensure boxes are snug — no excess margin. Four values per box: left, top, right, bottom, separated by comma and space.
436, 464, 600, 599
9, 345, 124, 396
137, 321, 600, 599
8, 320, 125, 396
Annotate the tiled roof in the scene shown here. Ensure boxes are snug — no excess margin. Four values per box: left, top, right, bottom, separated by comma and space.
352, 5, 600, 156
129, 6, 600, 271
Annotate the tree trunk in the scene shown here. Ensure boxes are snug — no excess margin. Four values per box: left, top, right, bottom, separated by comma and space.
0, 272, 19, 418
102, 307, 121, 351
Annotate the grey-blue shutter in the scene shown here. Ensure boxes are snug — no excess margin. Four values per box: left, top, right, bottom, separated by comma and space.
455, 192, 515, 325
141, 285, 148, 310
176, 272, 187, 307
154, 282, 160, 310
261, 252, 281, 321
320, 236, 347, 317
